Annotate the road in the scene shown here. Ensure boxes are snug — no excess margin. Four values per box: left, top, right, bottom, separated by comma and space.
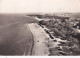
0, 14, 38, 55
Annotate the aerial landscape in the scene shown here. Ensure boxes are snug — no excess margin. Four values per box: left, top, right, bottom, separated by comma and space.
27, 13, 80, 55
0, 0, 80, 56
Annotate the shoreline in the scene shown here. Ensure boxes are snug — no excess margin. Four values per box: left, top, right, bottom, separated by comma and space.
27, 23, 50, 56
24, 24, 34, 55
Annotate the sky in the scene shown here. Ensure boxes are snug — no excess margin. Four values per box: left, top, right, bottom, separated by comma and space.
0, 0, 80, 13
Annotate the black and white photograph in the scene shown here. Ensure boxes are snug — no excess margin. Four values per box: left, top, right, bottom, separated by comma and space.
0, 0, 80, 56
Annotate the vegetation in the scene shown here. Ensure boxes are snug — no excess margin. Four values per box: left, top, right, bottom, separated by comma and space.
38, 14, 80, 55
28, 13, 80, 55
